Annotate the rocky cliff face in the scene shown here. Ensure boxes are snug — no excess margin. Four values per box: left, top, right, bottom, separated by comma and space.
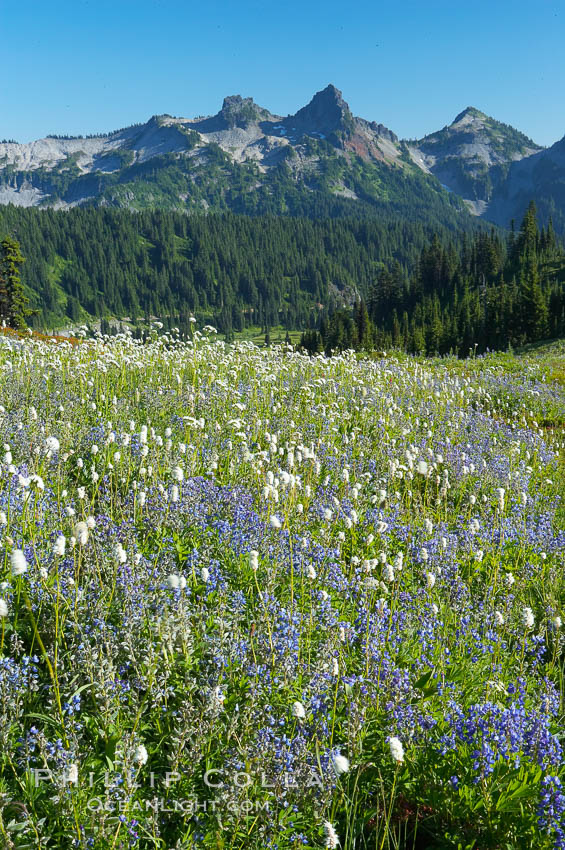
0, 87, 562, 232
408, 107, 543, 214
485, 135, 565, 231
0, 85, 406, 211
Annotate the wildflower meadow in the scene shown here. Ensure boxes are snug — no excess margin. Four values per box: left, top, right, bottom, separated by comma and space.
0, 326, 564, 850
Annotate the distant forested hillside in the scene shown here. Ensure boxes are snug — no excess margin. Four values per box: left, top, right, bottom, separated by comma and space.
1, 203, 563, 357
0, 205, 480, 333
301, 202, 565, 356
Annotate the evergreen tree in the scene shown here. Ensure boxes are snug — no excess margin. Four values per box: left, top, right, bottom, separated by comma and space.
0, 236, 32, 329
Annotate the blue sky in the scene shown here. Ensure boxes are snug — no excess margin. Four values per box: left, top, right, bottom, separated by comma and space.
1, 0, 563, 146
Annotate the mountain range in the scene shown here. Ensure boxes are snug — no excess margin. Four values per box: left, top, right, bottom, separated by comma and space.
1, 85, 564, 232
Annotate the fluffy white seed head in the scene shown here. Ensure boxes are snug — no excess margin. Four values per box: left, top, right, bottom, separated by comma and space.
331, 753, 350, 776
45, 436, 60, 453
63, 763, 78, 784
389, 736, 405, 764
53, 535, 66, 557
132, 744, 148, 765
11, 549, 28, 576
323, 821, 340, 848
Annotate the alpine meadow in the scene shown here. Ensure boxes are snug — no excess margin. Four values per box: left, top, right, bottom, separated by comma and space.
1, 11, 565, 848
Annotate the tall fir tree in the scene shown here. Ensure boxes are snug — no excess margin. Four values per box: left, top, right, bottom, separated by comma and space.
0, 237, 32, 330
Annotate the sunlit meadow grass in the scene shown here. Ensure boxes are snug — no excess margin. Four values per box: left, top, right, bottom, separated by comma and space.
0, 326, 564, 849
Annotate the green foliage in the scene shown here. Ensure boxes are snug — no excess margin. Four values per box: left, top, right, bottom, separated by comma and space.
0, 235, 33, 329
319, 203, 565, 356
0, 206, 480, 332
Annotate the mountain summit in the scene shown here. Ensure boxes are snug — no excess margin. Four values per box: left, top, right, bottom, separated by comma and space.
289, 84, 354, 141
219, 95, 273, 129
0, 86, 563, 232
451, 106, 487, 124
408, 108, 543, 213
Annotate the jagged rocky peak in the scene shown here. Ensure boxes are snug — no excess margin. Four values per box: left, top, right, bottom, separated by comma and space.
451, 106, 487, 126
219, 95, 271, 129
290, 84, 355, 138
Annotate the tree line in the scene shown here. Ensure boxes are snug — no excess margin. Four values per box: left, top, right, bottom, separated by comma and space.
300, 202, 565, 356
0, 202, 563, 355
0, 205, 476, 336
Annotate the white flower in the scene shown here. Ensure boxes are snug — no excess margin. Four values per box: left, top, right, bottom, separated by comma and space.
201, 567, 210, 583
331, 658, 339, 677
494, 611, 505, 626
383, 564, 395, 583
167, 574, 180, 589
331, 753, 350, 776
323, 821, 340, 848
11, 549, 27, 576
522, 607, 535, 629
416, 460, 428, 476
249, 550, 259, 571
425, 571, 436, 589
389, 736, 405, 764
307, 565, 317, 580
0, 598, 8, 617
45, 436, 60, 453
86, 516, 96, 530
210, 686, 225, 710
270, 515, 282, 529
53, 535, 66, 556
292, 701, 306, 720
74, 521, 88, 546
30, 474, 44, 491
553, 616, 562, 629
63, 763, 78, 784
132, 744, 148, 765
172, 465, 184, 482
